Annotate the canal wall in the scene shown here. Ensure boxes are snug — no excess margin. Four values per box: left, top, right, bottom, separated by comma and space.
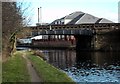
31, 39, 76, 49
94, 29, 120, 51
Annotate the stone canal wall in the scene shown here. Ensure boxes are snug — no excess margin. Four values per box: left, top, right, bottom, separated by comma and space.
31, 39, 76, 48
94, 29, 120, 51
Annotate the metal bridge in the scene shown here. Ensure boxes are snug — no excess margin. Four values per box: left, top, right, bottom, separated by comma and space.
29, 23, 120, 36
21, 23, 120, 50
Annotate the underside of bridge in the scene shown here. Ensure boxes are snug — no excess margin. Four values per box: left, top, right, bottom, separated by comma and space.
75, 35, 93, 51
74, 35, 93, 65
29, 34, 94, 50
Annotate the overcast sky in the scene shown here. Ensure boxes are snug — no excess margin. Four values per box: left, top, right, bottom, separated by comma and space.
20, 0, 120, 26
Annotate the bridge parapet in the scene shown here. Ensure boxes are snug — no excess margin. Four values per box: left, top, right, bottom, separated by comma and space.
30, 23, 119, 30
26, 23, 120, 36
37, 28, 94, 35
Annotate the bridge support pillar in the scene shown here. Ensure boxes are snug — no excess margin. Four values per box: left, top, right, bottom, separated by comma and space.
93, 34, 107, 51
59, 35, 62, 40
55, 35, 58, 41
52, 35, 55, 41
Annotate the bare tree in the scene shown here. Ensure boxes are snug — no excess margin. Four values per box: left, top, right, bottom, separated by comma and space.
2, 2, 32, 60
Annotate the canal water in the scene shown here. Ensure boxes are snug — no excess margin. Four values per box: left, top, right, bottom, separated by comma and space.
41, 49, 120, 83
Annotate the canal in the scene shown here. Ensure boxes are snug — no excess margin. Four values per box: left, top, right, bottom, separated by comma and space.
41, 49, 120, 83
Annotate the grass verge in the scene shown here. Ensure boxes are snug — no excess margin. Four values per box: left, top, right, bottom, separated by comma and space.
27, 51, 75, 83
2, 51, 30, 82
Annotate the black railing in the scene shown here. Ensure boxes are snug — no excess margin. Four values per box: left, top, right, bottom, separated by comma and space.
30, 23, 120, 30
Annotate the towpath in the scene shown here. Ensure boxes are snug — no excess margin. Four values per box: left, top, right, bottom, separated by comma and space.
22, 52, 41, 82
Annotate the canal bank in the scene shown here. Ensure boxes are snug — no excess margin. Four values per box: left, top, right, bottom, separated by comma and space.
2, 50, 75, 83
26, 50, 75, 83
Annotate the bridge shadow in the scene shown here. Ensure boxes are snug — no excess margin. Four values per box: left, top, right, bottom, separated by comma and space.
75, 35, 93, 51
75, 51, 120, 69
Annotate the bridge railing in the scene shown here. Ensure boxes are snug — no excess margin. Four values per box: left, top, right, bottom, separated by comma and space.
28, 23, 120, 36
30, 23, 120, 30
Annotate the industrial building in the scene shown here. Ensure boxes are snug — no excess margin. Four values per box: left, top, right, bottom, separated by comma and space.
51, 11, 113, 25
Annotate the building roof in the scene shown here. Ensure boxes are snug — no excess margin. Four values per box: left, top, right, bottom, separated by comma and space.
75, 13, 99, 24
65, 11, 84, 19
68, 13, 85, 24
51, 11, 113, 24
99, 18, 113, 23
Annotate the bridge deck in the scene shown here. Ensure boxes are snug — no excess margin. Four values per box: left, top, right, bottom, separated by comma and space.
30, 23, 120, 30
27, 23, 120, 36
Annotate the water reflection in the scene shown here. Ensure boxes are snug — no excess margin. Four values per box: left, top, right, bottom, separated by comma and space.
92, 52, 120, 68
42, 50, 76, 69
43, 50, 120, 69
41, 49, 120, 83
76, 52, 120, 69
